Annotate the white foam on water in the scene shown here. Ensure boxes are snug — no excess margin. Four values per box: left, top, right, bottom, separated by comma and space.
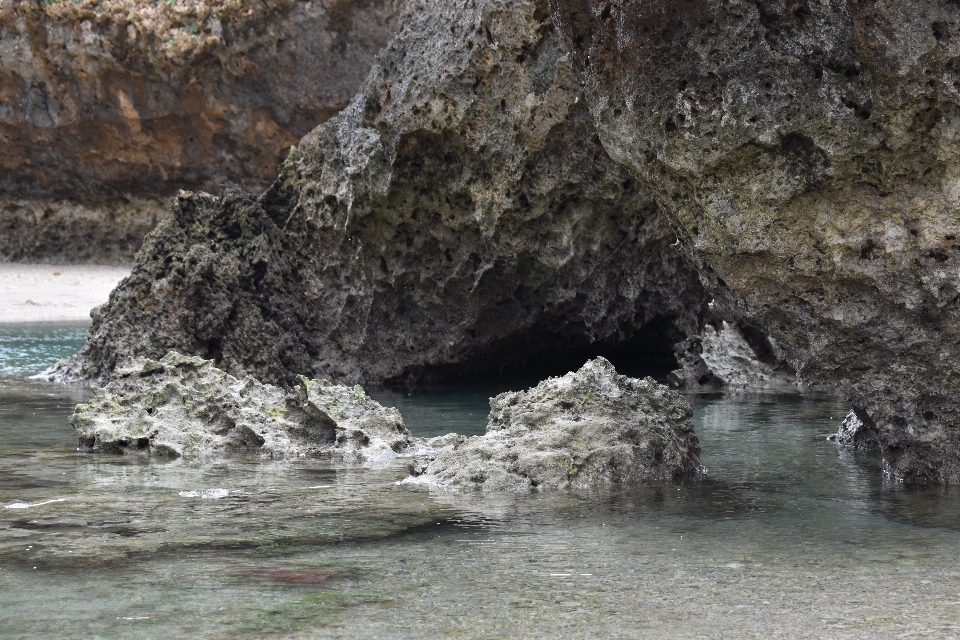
3, 498, 66, 509
178, 489, 229, 500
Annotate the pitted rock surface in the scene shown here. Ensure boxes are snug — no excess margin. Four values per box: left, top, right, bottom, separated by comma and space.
70, 351, 412, 461
828, 408, 880, 452
54, 0, 707, 386
0, 0, 398, 261
403, 357, 703, 491
552, 0, 960, 482
669, 322, 797, 393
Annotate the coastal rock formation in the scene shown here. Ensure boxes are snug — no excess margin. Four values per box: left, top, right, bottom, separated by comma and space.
0, 0, 398, 261
668, 322, 797, 392
70, 351, 412, 460
403, 358, 703, 491
54, 0, 707, 386
828, 408, 879, 452
552, 0, 960, 483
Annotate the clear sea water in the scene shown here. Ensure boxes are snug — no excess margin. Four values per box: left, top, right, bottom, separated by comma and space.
3, 324, 960, 638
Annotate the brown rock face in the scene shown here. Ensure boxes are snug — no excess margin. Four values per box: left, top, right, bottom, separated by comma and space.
53, 0, 708, 387
551, 0, 960, 482
0, 0, 398, 261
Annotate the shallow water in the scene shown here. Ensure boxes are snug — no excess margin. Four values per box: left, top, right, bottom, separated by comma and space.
3, 326, 960, 638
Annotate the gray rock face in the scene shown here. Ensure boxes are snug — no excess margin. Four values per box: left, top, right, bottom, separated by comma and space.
0, 0, 398, 261
669, 322, 797, 393
70, 351, 412, 461
55, 0, 707, 387
403, 358, 703, 491
828, 408, 880, 452
551, 0, 960, 483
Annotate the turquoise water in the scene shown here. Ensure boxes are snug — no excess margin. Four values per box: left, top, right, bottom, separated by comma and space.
3, 325, 960, 638
0, 323, 88, 379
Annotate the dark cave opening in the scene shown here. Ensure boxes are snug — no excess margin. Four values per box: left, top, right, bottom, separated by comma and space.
383, 315, 684, 392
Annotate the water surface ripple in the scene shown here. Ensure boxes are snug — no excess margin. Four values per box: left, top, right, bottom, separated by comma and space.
2, 325, 959, 638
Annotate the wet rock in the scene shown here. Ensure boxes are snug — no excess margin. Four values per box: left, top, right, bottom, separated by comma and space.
403, 358, 703, 491
668, 322, 797, 393
828, 408, 880, 452
69, 351, 412, 461
552, 0, 960, 483
53, 0, 707, 387
0, 0, 398, 261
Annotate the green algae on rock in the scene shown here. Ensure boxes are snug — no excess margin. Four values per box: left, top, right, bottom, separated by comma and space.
70, 351, 412, 461
51, 0, 707, 388
403, 358, 703, 491
551, 0, 960, 483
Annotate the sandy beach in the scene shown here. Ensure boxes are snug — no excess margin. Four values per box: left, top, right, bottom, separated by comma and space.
0, 264, 130, 324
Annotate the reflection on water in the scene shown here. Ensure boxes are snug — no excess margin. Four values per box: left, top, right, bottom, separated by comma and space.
3, 325, 960, 637
370, 387, 494, 438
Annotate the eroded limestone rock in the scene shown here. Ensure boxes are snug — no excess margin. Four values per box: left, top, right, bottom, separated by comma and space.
403, 358, 703, 491
0, 0, 398, 261
552, 0, 960, 482
54, 0, 707, 386
70, 351, 412, 461
669, 322, 797, 392
828, 409, 880, 452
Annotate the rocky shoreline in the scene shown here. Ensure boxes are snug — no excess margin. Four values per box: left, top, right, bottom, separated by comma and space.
72, 353, 703, 490
8, 0, 960, 484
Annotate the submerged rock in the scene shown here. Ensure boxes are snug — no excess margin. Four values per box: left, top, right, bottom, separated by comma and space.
53, 0, 707, 387
403, 358, 703, 491
552, 0, 960, 483
669, 322, 797, 393
70, 351, 412, 461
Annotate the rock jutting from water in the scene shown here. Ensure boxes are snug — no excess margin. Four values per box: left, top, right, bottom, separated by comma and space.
69, 351, 413, 461
828, 409, 880, 452
668, 321, 797, 393
0, 0, 399, 262
50, 0, 708, 388
403, 358, 703, 492
551, 0, 960, 483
